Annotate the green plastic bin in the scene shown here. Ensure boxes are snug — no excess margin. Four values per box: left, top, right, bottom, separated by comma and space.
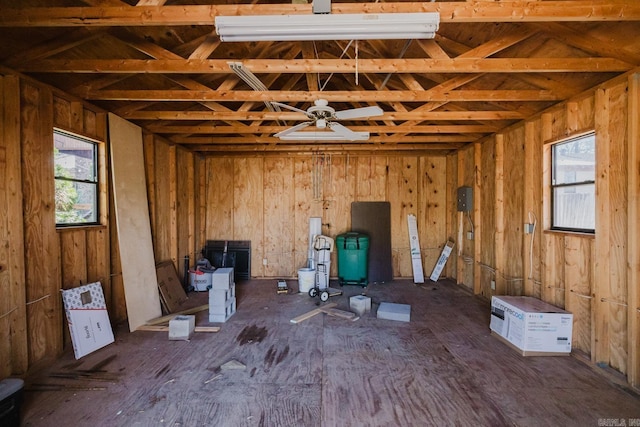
337, 232, 369, 287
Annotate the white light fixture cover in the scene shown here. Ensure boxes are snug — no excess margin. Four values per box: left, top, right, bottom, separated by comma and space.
278, 131, 370, 141
215, 13, 440, 42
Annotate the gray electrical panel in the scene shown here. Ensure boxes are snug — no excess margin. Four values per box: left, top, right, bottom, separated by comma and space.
457, 186, 473, 212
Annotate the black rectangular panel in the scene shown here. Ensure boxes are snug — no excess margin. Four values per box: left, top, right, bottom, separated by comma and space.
203, 240, 251, 280
351, 202, 393, 283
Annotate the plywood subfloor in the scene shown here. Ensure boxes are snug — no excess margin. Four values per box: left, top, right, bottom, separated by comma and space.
20, 279, 640, 426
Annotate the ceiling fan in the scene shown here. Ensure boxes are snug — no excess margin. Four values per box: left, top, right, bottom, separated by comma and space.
272, 99, 383, 141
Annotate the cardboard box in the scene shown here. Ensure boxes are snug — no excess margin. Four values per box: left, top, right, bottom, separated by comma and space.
61, 282, 115, 359
490, 296, 573, 356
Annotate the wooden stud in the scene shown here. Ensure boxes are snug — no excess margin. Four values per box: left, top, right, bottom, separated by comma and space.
169, 145, 178, 265
540, 113, 553, 304
593, 87, 611, 366
473, 142, 482, 294
445, 154, 458, 280
456, 150, 465, 286
523, 122, 535, 296
186, 150, 196, 272
605, 82, 629, 374
627, 72, 640, 387
494, 134, 505, 295
143, 132, 157, 252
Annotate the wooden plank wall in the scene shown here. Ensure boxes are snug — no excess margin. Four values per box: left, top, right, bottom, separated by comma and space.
0, 75, 28, 377
451, 72, 639, 387
456, 146, 475, 290
201, 155, 449, 279
0, 75, 111, 375
143, 133, 199, 283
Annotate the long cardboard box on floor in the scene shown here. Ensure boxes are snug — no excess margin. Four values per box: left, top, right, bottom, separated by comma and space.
489, 295, 573, 356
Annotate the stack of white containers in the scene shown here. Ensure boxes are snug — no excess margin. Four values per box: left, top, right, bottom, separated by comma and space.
209, 267, 236, 322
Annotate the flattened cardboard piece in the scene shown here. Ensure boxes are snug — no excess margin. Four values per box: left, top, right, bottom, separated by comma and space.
156, 260, 188, 313
61, 282, 115, 359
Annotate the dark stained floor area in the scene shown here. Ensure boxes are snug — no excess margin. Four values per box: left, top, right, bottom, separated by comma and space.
20, 278, 640, 426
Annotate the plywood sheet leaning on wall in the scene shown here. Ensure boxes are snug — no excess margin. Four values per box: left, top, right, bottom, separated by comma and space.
108, 113, 161, 331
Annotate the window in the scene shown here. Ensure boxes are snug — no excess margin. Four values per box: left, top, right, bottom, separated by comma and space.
54, 129, 99, 226
551, 132, 595, 233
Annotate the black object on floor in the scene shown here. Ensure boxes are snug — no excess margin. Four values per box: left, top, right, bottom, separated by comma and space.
351, 201, 393, 283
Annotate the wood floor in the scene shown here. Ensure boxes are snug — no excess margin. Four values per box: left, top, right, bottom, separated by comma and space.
20, 279, 640, 426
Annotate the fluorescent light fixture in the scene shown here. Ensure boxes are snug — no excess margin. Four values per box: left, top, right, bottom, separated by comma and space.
228, 61, 281, 116
277, 131, 370, 141
215, 13, 439, 42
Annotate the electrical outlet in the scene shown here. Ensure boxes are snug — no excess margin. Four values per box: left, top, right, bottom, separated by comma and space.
467, 231, 474, 240
524, 223, 535, 234
490, 280, 496, 290
262, 258, 268, 266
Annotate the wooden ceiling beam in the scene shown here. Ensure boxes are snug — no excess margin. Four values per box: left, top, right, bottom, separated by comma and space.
20, 58, 633, 74
146, 124, 497, 134
172, 135, 476, 144
3, 28, 104, 68
85, 89, 561, 102
533, 22, 640, 65
187, 32, 220, 60
123, 110, 524, 121
190, 144, 463, 153
2, 2, 639, 27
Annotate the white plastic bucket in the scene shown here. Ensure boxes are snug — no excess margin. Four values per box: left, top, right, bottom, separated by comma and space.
190, 270, 212, 292
298, 268, 316, 293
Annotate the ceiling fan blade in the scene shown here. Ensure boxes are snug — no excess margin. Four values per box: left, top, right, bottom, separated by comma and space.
334, 106, 383, 120
328, 122, 370, 141
274, 121, 313, 137
271, 102, 309, 115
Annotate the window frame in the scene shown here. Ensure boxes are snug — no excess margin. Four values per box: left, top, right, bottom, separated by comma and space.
549, 131, 596, 234
54, 128, 102, 228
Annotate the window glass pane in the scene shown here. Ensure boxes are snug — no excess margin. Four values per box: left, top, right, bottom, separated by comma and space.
553, 134, 595, 185
55, 180, 98, 224
54, 131, 96, 182
54, 130, 99, 226
553, 183, 595, 230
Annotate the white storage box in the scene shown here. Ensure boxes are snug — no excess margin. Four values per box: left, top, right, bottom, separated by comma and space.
490, 296, 573, 356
